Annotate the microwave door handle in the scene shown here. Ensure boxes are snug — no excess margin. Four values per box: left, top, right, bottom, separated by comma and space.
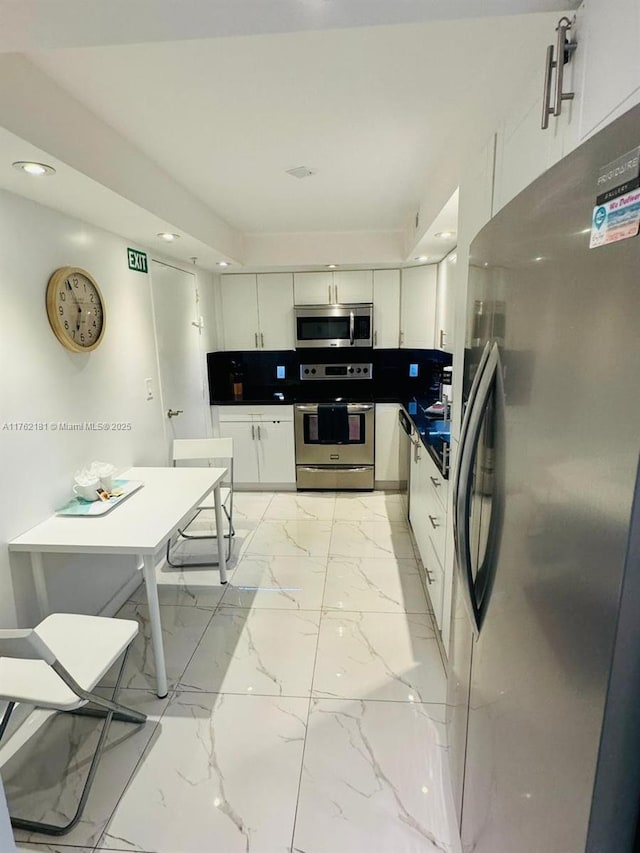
454, 342, 500, 637
349, 311, 355, 346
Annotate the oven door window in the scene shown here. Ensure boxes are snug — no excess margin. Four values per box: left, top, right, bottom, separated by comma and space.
304, 412, 366, 444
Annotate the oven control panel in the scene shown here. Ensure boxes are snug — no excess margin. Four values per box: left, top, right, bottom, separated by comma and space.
300, 363, 373, 380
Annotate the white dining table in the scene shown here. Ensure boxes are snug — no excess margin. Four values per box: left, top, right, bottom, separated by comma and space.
8, 466, 228, 697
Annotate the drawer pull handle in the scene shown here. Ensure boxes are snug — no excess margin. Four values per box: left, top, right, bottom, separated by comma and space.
430, 476, 441, 487
425, 568, 434, 585
428, 515, 440, 529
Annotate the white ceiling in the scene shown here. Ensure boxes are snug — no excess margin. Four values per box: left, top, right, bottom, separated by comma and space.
0, 2, 579, 269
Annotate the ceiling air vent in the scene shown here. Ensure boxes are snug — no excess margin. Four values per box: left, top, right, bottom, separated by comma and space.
286, 166, 315, 179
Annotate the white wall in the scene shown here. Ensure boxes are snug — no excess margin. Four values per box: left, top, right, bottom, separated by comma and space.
0, 189, 167, 627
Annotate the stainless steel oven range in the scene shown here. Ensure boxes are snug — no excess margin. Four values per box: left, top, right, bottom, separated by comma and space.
294, 362, 374, 490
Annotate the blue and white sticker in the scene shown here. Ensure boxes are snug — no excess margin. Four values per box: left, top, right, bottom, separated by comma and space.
590, 188, 640, 248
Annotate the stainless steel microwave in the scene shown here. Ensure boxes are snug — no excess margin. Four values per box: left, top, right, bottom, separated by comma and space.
294, 303, 373, 348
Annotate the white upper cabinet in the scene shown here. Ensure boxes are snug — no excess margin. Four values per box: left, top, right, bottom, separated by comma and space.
293, 271, 334, 305
293, 270, 373, 305
579, 0, 640, 142
372, 269, 400, 348
333, 270, 373, 303
492, 49, 578, 215
220, 273, 293, 351
256, 273, 294, 350
400, 265, 437, 349
220, 274, 260, 351
436, 252, 456, 353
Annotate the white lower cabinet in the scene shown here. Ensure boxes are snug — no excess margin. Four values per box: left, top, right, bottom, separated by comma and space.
214, 406, 295, 488
409, 438, 448, 631
374, 404, 407, 486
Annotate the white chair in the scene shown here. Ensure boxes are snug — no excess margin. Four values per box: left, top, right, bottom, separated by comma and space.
166, 437, 235, 567
0, 613, 145, 837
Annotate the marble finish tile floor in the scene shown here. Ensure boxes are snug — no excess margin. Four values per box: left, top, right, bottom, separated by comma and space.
6, 491, 461, 853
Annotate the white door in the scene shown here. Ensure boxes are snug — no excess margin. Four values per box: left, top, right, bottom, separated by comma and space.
373, 269, 400, 348
293, 271, 334, 305
219, 422, 260, 483
151, 260, 208, 443
334, 270, 373, 303
257, 420, 296, 484
220, 274, 259, 350
400, 265, 437, 348
257, 273, 294, 350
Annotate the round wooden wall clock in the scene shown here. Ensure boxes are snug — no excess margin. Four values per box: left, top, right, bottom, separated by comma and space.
46, 267, 106, 352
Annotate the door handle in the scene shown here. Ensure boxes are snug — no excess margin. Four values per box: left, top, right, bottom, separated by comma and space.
454, 342, 502, 636
328, 284, 332, 304
251, 424, 255, 440
260, 332, 264, 348
428, 515, 441, 529
374, 331, 378, 347
167, 409, 183, 418
349, 311, 355, 346
254, 332, 258, 348
257, 424, 261, 440
553, 16, 577, 118
439, 329, 445, 348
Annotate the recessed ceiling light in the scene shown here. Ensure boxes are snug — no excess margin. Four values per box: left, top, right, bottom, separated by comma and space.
414, 256, 429, 262
12, 161, 56, 176
534, 256, 544, 262
157, 232, 179, 242
435, 231, 456, 240
286, 166, 315, 179
217, 261, 230, 267
327, 264, 337, 269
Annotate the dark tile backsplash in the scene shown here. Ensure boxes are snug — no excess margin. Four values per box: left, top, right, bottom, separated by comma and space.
207, 348, 452, 405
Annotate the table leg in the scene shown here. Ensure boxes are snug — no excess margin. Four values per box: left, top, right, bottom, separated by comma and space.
213, 483, 228, 584
141, 554, 168, 698
31, 553, 49, 619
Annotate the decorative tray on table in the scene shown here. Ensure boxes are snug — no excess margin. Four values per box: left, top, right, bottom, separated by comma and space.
55, 479, 144, 516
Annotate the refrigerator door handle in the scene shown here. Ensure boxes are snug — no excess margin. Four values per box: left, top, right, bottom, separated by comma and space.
453, 341, 492, 519
454, 342, 501, 635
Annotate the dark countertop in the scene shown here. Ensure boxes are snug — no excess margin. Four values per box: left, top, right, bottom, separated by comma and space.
401, 400, 451, 480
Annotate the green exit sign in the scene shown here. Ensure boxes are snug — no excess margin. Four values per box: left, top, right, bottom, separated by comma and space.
127, 248, 148, 273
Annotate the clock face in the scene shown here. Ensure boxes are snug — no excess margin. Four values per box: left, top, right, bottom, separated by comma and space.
46, 267, 106, 352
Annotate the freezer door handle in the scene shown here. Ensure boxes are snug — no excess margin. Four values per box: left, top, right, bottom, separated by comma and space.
454, 342, 503, 635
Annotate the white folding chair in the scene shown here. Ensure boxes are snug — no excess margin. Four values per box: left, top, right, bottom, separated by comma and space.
166, 437, 235, 567
0, 613, 145, 837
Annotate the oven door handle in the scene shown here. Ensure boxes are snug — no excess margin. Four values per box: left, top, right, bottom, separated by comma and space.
347, 403, 373, 413
398, 408, 413, 437
295, 404, 319, 413
349, 310, 355, 346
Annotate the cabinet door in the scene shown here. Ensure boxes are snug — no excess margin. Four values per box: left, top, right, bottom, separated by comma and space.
436, 253, 456, 353
293, 272, 334, 305
334, 270, 373, 303
373, 269, 400, 348
257, 273, 294, 350
218, 421, 260, 484
256, 420, 296, 485
400, 265, 437, 349
579, 0, 640, 142
375, 404, 407, 484
220, 275, 259, 350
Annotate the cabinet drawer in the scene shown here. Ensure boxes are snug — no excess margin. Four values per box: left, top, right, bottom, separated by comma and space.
424, 450, 448, 509
217, 405, 293, 422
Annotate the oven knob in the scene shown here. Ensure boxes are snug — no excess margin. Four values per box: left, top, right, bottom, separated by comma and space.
348, 367, 354, 374
356, 367, 361, 373
363, 367, 369, 374
311, 368, 316, 374
304, 368, 310, 374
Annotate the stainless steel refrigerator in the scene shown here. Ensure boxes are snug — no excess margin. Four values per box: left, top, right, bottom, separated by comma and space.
448, 103, 640, 852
